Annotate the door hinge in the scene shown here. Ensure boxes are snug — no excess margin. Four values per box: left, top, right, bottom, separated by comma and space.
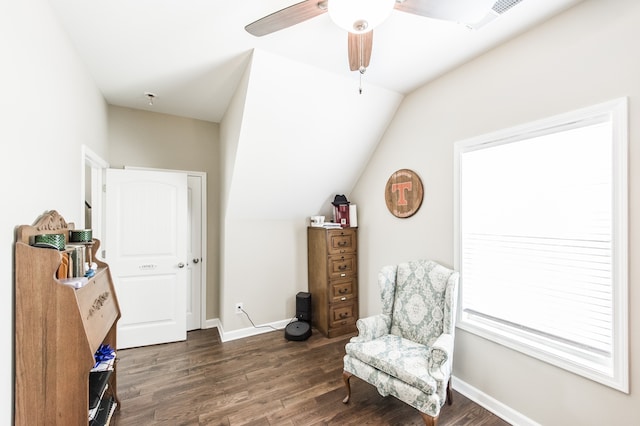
102, 250, 106, 259
102, 184, 106, 193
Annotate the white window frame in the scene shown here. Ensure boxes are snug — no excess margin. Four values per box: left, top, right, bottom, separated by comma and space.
454, 98, 628, 392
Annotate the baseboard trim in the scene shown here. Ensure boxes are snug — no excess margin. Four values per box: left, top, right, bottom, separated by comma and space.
203, 318, 220, 330
452, 376, 541, 426
214, 318, 291, 342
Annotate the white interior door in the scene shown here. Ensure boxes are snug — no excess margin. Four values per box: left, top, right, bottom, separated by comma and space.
186, 175, 202, 331
105, 168, 188, 349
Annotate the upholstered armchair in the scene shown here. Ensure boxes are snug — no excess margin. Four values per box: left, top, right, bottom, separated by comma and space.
342, 259, 459, 426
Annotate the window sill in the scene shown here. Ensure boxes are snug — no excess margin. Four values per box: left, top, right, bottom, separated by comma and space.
456, 318, 628, 393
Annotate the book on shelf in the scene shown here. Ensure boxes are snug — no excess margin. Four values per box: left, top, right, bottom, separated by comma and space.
322, 222, 342, 229
89, 370, 113, 411
88, 385, 106, 421
89, 396, 117, 426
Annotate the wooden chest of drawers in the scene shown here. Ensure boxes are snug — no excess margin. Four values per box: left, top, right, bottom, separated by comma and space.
307, 227, 358, 338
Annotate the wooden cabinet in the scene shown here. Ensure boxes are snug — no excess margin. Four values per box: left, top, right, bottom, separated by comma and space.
14, 211, 121, 425
307, 227, 358, 338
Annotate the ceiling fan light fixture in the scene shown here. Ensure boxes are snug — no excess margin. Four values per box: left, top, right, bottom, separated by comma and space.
328, 0, 395, 33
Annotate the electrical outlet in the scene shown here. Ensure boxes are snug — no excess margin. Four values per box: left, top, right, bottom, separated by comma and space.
235, 302, 243, 314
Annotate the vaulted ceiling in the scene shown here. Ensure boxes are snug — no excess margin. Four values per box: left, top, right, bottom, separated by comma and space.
49, 0, 583, 123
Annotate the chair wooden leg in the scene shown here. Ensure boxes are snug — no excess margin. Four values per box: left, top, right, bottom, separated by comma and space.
446, 379, 453, 406
342, 371, 353, 404
419, 412, 439, 426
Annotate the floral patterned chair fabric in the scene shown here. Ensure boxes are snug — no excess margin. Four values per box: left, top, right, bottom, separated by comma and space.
342, 259, 459, 426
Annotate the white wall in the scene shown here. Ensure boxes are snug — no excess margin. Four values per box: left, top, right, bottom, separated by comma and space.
351, 0, 639, 424
218, 50, 402, 336
219, 57, 251, 334
0, 1, 108, 423
107, 106, 221, 319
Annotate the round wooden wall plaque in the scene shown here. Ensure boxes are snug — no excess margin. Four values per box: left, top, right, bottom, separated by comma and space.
385, 169, 424, 218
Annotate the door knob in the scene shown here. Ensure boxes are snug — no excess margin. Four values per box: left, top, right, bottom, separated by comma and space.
178, 262, 185, 268
193, 258, 200, 264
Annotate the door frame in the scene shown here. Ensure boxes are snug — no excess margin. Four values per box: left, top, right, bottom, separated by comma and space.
125, 166, 207, 330
82, 145, 109, 244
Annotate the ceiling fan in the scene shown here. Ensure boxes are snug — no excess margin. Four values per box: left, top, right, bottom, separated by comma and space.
245, 0, 507, 74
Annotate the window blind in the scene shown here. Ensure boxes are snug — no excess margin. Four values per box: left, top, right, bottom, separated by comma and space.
455, 99, 628, 391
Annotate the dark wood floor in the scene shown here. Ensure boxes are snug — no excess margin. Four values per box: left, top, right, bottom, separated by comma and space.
111, 328, 510, 426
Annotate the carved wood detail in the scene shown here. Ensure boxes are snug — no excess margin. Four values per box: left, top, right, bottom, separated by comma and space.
16, 209, 75, 244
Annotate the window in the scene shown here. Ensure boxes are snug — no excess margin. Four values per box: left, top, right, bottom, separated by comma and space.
454, 98, 628, 392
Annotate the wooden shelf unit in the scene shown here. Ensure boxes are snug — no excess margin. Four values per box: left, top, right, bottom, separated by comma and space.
14, 210, 121, 425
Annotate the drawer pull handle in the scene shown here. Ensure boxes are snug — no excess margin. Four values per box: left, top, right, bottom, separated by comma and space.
338, 241, 347, 246
338, 288, 348, 294
339, 312, 349, 319
341, 273, 346, 277
341, 320, 347, 325
338, 265, 347, 270
341, 297, 347, 301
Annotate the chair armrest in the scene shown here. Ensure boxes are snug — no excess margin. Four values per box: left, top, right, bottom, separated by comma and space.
428, 333, 454, 379
350, 314, 391, 342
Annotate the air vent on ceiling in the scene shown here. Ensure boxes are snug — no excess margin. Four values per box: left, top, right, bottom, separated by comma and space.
469, 0, 525, 30
492, 0, 525, 15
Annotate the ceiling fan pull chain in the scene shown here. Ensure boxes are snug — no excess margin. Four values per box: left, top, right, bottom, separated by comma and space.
358, 33, 365, 94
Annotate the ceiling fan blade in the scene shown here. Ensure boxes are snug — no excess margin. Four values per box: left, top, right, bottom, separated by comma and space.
394, 0, 496, 24
245, 1, 328, 37
348, 31, 373, 72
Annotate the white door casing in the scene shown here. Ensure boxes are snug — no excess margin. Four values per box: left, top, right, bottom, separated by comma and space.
82, 145, 108, 241
186, 175, 203, 331
105, 168, 188, 349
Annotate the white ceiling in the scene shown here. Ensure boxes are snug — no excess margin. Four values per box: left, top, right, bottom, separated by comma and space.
48, 0, 582, 123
